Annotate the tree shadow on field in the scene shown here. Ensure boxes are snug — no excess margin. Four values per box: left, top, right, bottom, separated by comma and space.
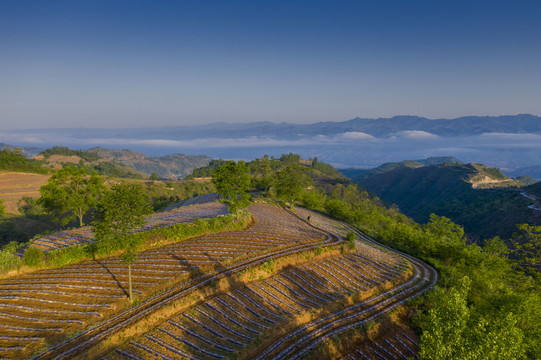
95, 259, 129, 297
117, 242, 347, 360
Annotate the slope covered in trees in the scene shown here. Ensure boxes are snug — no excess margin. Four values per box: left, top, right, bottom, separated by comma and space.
358, 163, 540, 240
88, 147, 212, 179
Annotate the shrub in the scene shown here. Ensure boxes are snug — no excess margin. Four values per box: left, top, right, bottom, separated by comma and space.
0, 241, 22, 272
23, 247, 44, 267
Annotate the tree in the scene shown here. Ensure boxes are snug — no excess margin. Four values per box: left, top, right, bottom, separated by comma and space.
273, 164, 313, 208
212, 160, 251, 218
39, 166, 105, 227
424, 213, 465, 260
249, 156, 273, 191
420, 277, 525, 360
0, 199, 5, 219
93, 183, 152, 302
512, 224, 541, 278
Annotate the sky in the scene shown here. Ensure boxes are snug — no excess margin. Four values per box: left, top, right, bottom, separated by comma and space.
1, 0, 540, 129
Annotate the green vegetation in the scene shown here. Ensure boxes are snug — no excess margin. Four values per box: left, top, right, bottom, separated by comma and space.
359, 163, 538, 240
340, 156, 461, 181
212, 160, 251, 218
0, 148, 47, 173
38, 166, 105, 227
297, 181, 540, 359
420, 277, 525, 359
144, 180, 215, 211
9, 211, 249, 272
273, 164, 313, 208
187, 159, 227, 178
88, 147, 212, 179
40, 146, 101, 162
93, 183, 152, 302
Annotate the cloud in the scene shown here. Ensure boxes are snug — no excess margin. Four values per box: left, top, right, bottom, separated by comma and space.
338, 131, 375, 140
395, 130, 439, 139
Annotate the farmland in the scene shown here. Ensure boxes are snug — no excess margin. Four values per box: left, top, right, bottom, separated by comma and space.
0, 203, 344, 359
0, 172, 50, 215
29, 201, 228, 252
93, 206, 436, 360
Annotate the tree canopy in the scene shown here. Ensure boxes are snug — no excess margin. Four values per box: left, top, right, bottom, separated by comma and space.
420, 277, 525, 360
38, 165, 105, 227
212, 160, 251, 218
93, 183, 152, 302
273, 164, 313, 208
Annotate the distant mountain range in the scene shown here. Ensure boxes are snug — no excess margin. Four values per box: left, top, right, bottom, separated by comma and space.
2, 114, 541, 170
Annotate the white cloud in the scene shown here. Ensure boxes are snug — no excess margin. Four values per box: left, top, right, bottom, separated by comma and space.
396, 130, 439, 139
338, 131, 375, 140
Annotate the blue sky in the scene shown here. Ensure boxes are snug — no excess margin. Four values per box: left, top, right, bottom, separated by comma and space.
1, 0, 540, 129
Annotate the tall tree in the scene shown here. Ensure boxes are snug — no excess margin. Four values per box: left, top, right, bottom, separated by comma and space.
273, 164, 313, 208
39, 166, 105, 227
212, 160, 251, 218
93, 183, 152, 302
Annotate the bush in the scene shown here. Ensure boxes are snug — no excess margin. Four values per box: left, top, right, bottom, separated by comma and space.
0, 241, 22, 272
346, 230, 356, 250
23, 247, 44, 267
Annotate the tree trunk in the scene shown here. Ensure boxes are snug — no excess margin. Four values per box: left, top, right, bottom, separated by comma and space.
78, 209, 84, 227
128, 262, 133, 303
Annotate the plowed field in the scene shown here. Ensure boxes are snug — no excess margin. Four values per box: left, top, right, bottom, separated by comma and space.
0, 204, 330, 359
0, 172, 50, 214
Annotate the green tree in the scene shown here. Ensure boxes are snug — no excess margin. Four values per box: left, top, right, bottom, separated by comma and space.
93, 183, 152, 302
0, 199, 5, 218
420, 277, 525, 360
212, 160, 251, 218
250, 156, 273, 191
274, 164, 313, 208
39, 166, 105, 227
513, 224, 541, 278
18, 196, 45, 218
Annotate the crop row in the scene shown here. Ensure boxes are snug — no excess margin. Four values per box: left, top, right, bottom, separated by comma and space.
29, 202, 229, 252
109, 249, 407, 360
254, 224, 436, 360
340, 333, 420, 360
0, 204, 327, 360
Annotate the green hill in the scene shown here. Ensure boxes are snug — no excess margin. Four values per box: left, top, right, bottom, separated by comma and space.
340, 156, 461, 181
87, 147, 212, 179
359, 163, 539, 241
38, 146, 145, 179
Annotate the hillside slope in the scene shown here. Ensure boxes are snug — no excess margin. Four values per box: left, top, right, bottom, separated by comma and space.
359, 163, 540, 241
88, 147, 212, 179
340, 156, 461, 181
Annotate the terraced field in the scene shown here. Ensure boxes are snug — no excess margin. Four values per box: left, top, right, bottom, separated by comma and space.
0, 172, 50, 214
340, 333, 420, 360
107, 247, 410, 360
0, 199, 435, 360
0, 203, 334, 359
29, 201, 228, 252
100, 208, 435, 360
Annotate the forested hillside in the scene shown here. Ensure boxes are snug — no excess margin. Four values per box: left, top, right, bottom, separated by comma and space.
340, 156, 461, 181
359, 163, 540, 241
88, 147, 212, 179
